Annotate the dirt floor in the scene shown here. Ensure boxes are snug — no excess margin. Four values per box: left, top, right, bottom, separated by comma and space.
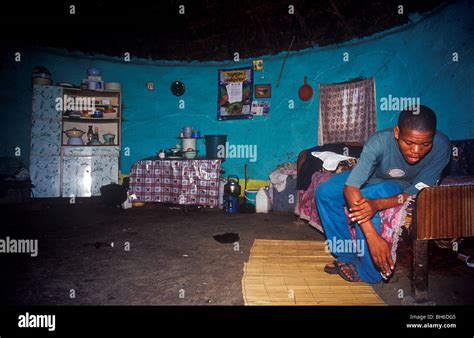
1, 199, 473, 306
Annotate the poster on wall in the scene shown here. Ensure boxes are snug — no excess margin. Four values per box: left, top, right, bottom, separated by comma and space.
217, 67, 253, 120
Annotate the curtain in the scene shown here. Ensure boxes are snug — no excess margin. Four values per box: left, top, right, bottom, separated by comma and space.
318, 78, 376, 145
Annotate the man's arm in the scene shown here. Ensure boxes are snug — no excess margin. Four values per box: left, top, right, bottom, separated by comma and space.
344, 185, 397, 275
348, 191, 410, 224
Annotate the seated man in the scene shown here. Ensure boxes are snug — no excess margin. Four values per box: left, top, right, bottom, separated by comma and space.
315, 105, 451, 283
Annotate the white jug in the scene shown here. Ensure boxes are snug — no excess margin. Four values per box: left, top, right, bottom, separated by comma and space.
256, 187, 271, 213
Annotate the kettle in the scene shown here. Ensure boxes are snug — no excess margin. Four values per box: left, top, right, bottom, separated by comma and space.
224, 175, 241, 196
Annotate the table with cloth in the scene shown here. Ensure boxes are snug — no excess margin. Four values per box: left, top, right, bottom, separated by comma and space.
129, 158, 221, 207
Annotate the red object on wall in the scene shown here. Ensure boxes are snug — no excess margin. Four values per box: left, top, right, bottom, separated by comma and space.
298, 76, 313, 101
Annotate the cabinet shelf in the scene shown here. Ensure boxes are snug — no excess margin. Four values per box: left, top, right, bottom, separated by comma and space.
63, 88, 120, 95
63, 144, 118, 147
63, 116, 120, 122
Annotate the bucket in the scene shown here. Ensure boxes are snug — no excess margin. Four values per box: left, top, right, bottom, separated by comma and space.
205, 135, 227, 161
244, 189, 258, 207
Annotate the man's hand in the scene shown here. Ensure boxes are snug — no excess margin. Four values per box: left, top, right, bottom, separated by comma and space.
366, 232, 394, 275
348, 198, 379, 223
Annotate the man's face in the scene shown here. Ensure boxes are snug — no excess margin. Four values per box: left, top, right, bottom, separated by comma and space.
394, 126, 434, 165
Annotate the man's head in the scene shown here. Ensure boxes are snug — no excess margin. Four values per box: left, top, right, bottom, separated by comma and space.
394, 105, 437, 165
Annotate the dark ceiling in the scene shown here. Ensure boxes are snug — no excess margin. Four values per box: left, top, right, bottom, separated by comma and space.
1, 0, 448, 61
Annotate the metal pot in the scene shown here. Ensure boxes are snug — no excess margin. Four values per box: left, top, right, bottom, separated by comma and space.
64, 128, 85, 138
224, 175, 241, 196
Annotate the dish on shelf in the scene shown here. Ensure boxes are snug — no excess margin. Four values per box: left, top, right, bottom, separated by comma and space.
166, 156, 182, 159
57, 82, 75, 87
88, 68, 102, 76
105, 82, 121, 91
64, 128, 85, 138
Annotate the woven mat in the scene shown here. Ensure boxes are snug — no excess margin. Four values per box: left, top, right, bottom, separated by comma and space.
241, 239, 385, 305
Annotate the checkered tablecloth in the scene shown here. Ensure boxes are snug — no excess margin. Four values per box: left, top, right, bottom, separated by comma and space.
129, 159, 221, 207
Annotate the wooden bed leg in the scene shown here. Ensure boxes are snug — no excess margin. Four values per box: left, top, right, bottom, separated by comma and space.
412, 239, 429, 302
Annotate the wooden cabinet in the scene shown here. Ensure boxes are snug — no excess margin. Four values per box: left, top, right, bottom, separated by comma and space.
30, 85, 122, 198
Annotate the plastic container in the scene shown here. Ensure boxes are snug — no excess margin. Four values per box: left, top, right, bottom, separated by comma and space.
218, 178, 226, 209
256, 187, 271, 213
182, 137, 197, 152
244, 189, 258, 207
205, 135, 227, 161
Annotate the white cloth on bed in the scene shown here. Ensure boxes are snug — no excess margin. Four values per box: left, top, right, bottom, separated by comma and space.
311, 151, 355, 171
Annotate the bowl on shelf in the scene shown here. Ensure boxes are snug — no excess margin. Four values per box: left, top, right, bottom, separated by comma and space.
103, 133, 116, 145
184, 150, 197, 159
64, 128, 85, 138
103, 112, 117, 119
132, 201, 146, 208
88, 68, 102, 76
67, 137, 84, 145
92, 110, 103, 118
32, 77, 53, 85
105, 82, 121, 91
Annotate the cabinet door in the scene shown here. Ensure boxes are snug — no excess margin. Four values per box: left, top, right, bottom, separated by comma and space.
91, 156, 119, 196
62, 156, 92, 197
32, 85, 63, 119
30, 118, 62, 155
30, 155, 61, 197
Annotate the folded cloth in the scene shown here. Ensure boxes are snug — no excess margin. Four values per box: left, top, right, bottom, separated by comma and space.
311, 151, 355, 171
297, 144, 363, 191
270, 162, 297, 192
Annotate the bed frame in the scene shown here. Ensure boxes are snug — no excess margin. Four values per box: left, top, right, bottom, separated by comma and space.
412, 185, 474, 301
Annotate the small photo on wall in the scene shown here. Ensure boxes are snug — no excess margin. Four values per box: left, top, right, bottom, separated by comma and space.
251, 101, 270, 116
255, 84, 271, 98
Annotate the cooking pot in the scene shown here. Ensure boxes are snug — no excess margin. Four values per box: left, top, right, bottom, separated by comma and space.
64, 128, 85, 138
224, 175, 241, 196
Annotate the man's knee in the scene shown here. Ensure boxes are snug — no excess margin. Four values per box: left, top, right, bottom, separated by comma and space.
381, 181, 403, 195
362, 180, 402, 199
316, 181, 333, 202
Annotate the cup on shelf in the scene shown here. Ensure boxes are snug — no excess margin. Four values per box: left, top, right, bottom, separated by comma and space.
183, 127, 193, 138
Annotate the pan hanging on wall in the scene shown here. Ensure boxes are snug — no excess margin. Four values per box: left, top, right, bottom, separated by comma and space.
298, 76, 313, 101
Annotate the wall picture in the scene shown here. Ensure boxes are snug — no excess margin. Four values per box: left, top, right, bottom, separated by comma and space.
255, 84, 271, 98
217, 67, 253, 120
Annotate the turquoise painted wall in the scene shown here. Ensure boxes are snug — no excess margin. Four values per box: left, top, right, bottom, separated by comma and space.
1, 0, 473, 180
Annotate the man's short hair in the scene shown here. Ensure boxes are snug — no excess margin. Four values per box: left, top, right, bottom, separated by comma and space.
398, 105, 437, 133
